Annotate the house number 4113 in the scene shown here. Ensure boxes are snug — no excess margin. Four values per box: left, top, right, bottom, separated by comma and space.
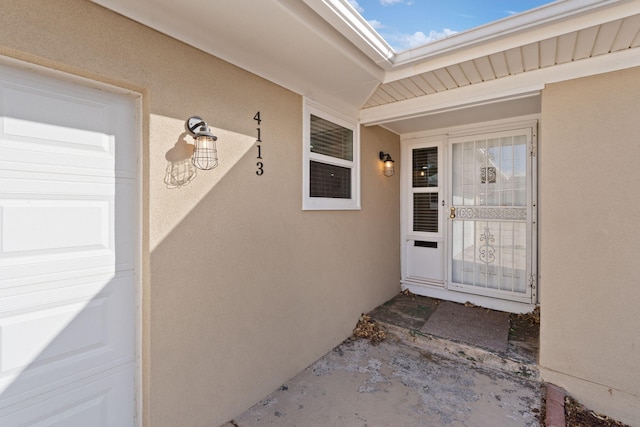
254, 111, 263, 176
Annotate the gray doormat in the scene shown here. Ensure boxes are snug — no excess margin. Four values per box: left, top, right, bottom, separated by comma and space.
420, 301, 510, 354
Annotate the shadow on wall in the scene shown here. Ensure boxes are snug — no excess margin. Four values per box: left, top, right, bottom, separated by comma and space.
164, 132, 197, 188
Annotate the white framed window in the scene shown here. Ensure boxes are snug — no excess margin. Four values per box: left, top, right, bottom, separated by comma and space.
303, 98, 360, 210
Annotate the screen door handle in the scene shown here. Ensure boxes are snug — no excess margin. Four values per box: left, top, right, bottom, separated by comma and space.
450, 207, 456, 219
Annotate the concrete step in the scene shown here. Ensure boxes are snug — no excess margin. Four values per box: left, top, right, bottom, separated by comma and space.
380, 320, 540, 381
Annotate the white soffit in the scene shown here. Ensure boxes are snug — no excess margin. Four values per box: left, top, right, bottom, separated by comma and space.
89, 0, 385, 115
362, 46, 640, 133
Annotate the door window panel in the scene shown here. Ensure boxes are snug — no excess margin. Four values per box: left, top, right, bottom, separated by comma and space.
412, 147, 438, 188
412, 146, 439, 234
413, 193, 438, 233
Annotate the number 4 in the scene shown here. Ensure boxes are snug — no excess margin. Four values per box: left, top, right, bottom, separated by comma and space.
253, 111, 261, 125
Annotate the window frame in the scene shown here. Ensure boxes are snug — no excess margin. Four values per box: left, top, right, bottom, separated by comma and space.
303, 98, 360, 210
406, 140, 444, 240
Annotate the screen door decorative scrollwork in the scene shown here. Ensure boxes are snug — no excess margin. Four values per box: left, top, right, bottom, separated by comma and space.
448, 127, 536, 303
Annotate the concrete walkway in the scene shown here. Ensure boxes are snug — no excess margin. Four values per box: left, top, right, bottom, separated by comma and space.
226, 295, 542, 427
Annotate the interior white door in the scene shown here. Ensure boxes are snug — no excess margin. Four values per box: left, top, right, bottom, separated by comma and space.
0, 64, 137, 426
448, 128, 535, 303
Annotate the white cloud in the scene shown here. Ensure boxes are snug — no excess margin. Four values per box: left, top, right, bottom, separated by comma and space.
368, 19, 384, 29
390, 28, 457, 50
348, 0, 364, 13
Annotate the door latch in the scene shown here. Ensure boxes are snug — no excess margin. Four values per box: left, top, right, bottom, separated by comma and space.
450, 207, 456, 219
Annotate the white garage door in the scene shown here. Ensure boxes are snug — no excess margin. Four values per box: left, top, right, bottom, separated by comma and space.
0, 63, 138, 426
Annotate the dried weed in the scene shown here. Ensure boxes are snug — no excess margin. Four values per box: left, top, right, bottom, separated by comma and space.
353, 314, 387, 345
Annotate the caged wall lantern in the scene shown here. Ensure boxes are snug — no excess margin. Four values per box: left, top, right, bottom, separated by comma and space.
379, 151, 395, 177
186, 116, 218, 170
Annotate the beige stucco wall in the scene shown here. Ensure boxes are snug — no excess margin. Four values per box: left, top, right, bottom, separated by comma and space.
0, 1, 401, 426
539, 67, 640, 426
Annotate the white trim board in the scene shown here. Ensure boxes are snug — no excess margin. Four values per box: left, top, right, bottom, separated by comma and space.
402, 282, 536, 314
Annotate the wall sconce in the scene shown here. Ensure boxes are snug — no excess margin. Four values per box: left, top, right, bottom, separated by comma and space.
379, 151, 395, 177
186, 116, 218, 170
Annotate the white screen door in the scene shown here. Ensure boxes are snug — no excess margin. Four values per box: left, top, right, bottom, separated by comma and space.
448, 127, 536, 303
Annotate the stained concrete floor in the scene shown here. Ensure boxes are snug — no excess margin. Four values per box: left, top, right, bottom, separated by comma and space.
369, 294, 540, 366
226, 294, 541, 427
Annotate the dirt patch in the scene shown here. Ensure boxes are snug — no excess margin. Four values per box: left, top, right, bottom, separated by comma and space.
507, 308, 540, 364
565, 396, 630, 427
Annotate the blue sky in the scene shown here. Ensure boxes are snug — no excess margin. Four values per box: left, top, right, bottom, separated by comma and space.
349, 0, 556, 51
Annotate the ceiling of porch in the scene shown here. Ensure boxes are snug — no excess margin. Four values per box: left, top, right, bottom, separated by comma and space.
364, 14, 640, 109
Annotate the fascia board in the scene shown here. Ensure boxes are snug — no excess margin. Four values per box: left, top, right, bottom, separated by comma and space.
387, 0, 640, 82
361, 47, 640, 126
300, 0, 395, 70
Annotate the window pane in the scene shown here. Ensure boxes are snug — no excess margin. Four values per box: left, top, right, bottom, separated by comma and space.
310, 115, 353, 161
413, 147, 438, 187
310, 161, 351, 199
414, 193, 438, 232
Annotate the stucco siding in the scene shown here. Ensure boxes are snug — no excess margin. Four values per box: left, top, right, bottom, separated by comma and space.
0, 1, 401, 426
539, 67, 640, 426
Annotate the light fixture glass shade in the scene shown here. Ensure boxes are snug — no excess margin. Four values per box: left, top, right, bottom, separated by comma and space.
379, 151, 395, 177
383, 159, 395, 177
192, 134, 218, 170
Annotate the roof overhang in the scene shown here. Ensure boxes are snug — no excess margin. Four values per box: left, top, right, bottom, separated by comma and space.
361, 0, 640, 133
90, 0, 640, 133
90, 0, 387, 116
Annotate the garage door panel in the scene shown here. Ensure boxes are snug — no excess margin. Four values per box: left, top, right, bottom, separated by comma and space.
0, 148, 115, 175
1, 199, 110, 253
0, 68, 136, 178
0, 274, 134, 403
0, 365, 135, 427
0, 194, 116, 284
0, 64, 137, 425
1, 299, 109, 373
0, 171, 117, 195
0, 120, 115, 172
0, 273, 121, 310
0, 254, 116, 287
0, 76, 113, 152
1, 114, 112, 157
